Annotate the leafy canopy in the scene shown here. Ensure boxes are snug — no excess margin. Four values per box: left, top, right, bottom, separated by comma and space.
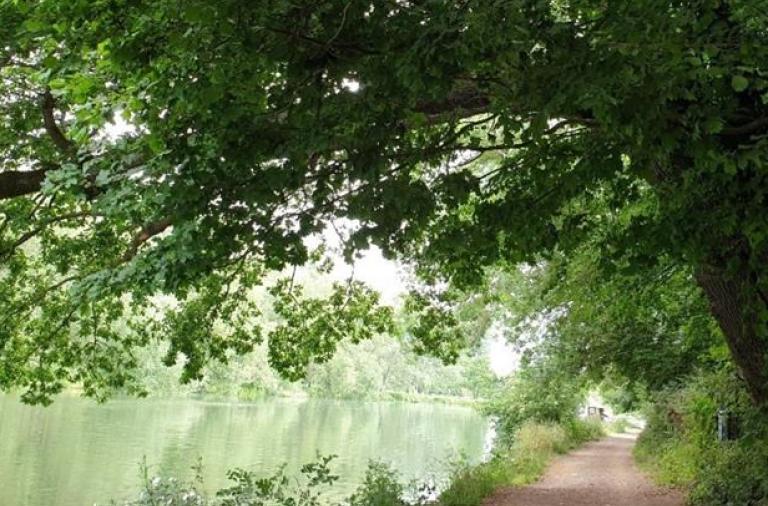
2, 0, 768, 402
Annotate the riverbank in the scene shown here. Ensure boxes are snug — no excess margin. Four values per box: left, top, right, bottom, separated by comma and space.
112, 418, 604, 506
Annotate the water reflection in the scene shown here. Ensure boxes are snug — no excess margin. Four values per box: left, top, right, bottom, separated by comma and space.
0, 396, 488, 505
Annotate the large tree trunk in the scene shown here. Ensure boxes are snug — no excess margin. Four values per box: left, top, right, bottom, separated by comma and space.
695, 264, 768, 404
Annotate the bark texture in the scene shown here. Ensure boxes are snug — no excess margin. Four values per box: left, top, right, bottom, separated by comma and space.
696, 264, 768, 404
0, 169, 47, 200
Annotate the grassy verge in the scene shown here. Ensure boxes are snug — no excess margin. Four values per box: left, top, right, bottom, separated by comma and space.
437, 419, 604, 506
633, 427, 699, 488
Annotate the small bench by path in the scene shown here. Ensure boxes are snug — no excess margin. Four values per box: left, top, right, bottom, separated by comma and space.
483, 434, 684, 506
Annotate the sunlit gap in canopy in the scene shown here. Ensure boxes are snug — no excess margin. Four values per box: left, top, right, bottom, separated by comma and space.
300, 217, 407, 306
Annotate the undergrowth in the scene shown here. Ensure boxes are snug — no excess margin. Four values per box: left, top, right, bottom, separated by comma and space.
635, 368, 768, 505
117, 419, 604, 506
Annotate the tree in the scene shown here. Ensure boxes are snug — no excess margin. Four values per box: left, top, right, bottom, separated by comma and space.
488, 253, 725, 396
2, 1, 768, 403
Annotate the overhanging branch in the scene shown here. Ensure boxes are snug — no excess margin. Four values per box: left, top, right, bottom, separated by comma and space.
415, 88, 491, 124
41, 90, 75, 155
123, 217, 174, 261
0, 91, 75, 202
0, 211, 93, 259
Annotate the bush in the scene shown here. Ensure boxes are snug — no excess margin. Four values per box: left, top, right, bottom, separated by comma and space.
635, 433, 699, 487
562, 418, 605, 445
119, 458, 206, 506
635, 368, 768, 505
682, 442, 768, 506
347, 462, 405, 506
484, 368, 586, 445
437, 456, 518, 506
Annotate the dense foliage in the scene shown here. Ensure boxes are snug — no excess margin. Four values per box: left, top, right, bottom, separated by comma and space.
493, 258, 723, 400
636, 367, 768, 505
118, 267, 497, 401
3, 1, 768, 404
484, 231, 768, 504
484, 358, 587, 444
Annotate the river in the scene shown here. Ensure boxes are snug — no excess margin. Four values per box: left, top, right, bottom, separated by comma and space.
0, 395, 489, 505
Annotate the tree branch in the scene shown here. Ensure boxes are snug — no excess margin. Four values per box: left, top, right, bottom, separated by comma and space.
0, 91, 75, 202
721, 116, 768, 137
0, 211, 93, 259
0, 168, 49, 200
123, 217, 173, 261
414, 89, 491, 124
41, 90, 75, 155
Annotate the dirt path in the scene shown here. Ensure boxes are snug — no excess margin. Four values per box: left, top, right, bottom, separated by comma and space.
484, 433, 684, 506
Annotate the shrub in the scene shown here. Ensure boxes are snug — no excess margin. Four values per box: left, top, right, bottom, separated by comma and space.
688, 443, 768, 506
437, 456, 518, 506
562, 418, 605, 445
119, 458, 205, 506
484, 369, 585, 445
635, 368, 768, 505
347, 462, 405, 506
125, 476, 205, 506
215, 456, 339, 506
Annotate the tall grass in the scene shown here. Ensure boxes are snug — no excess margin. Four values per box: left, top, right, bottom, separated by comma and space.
437, 419, 604, 506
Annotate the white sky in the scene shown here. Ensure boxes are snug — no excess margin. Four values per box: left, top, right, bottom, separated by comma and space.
487, 325, 519, 377
328, 246, 405, 306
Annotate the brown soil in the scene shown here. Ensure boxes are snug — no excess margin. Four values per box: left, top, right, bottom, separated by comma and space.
483, 434, 684, 506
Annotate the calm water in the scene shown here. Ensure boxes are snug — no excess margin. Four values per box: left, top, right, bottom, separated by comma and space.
0, 396, 489, 505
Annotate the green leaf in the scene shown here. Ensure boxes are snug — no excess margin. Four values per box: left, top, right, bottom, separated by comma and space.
703, 117, 723, 134
22, 19, 46, 33
48, 77, 67, 89
731, 75, 749, 92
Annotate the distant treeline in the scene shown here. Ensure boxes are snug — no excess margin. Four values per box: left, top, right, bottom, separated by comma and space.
135, 333, 499, 402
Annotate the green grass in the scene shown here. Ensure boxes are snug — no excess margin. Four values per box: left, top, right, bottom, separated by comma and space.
634, 433, 699, 487
606, 417, 631, 434
437, 419, 604, 506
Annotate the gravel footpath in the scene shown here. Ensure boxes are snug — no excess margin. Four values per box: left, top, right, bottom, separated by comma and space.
483, 434, 684, 506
